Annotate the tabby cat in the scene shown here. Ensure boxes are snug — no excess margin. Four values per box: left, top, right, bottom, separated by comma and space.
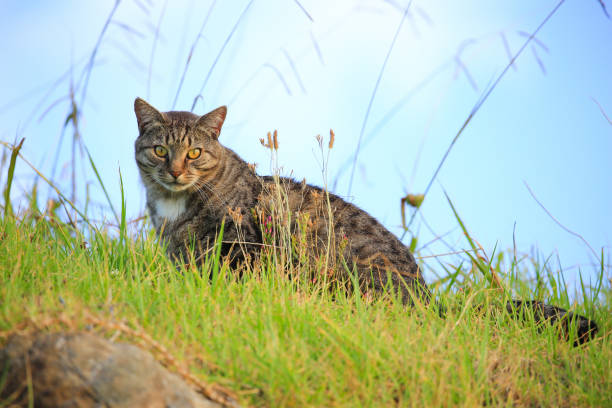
134, 97, 597, 344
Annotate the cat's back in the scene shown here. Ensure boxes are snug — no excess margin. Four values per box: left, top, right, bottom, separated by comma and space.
260, 176, 422, 285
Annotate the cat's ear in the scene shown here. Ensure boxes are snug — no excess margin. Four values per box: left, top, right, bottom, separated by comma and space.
196, 106, 227, 139
134, 97, 166, 135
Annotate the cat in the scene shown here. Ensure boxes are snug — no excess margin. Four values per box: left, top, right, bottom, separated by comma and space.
133, 97, 598, 344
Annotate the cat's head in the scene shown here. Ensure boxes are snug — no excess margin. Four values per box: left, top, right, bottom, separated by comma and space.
134, 97, 227, 193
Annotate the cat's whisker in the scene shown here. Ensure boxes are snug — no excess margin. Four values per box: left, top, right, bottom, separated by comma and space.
195, 181, 231, 209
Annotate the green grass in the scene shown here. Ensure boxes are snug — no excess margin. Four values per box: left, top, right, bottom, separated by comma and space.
1, 203, 610, 407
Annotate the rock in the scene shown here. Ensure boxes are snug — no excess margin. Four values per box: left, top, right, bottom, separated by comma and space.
0, 331, 231, 408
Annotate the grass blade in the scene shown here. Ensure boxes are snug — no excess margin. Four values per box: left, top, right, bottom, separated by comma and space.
119, 167, 127, 244
347, 1, 412, 197
403, 0, 568, 233
192, 0, 254, 110
86, 148, 120, 225
3, 138, 24, 218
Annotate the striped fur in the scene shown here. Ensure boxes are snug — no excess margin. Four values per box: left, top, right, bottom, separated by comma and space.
134, 98, 597, 344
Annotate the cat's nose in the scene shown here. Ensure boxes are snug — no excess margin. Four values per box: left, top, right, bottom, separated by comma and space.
170, 170, 182, 178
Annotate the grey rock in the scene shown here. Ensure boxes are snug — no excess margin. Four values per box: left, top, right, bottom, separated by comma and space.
0, 332, 231, 408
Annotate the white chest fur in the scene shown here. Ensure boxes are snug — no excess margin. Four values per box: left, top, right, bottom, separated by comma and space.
154, 196, 186, 222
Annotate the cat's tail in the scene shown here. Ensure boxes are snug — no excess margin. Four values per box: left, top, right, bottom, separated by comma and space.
377, 271, 598, 345
504, 299, 598, 345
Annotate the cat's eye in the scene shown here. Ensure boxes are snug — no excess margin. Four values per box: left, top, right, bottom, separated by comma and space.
154, 145, 168, 157
187, 148, 201, 159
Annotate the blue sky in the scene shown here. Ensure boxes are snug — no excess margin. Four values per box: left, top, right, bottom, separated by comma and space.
1, 0, 611, 290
